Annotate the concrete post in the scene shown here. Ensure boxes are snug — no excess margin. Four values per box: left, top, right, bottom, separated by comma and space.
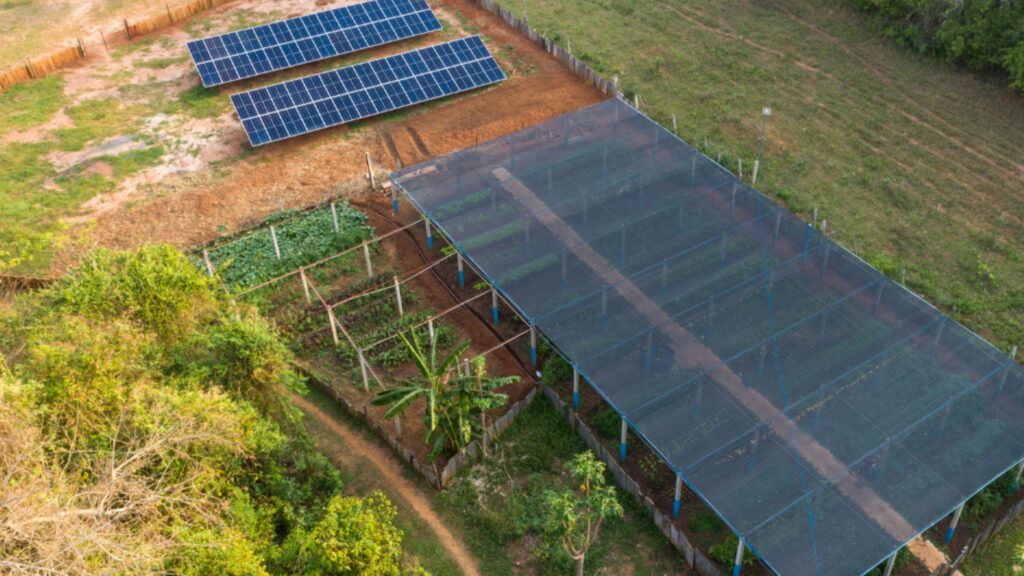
270, 225, 281, 259
427, 317, 436, 345
738, 158, 743, 180
752, 160, 760, 187
572, 366, 580, 411
331, 202, 340, 233
673, 474, 683, 517
366, 151, 376, 190
299, 268, 311, 303
425, 219, 433, 251
619, 418, 628, 462
363, 243, 373, 277
530, 325, 537, 367
491, 288, 499, 324
394, 277, 404, 317
457, 252, 465, 287
733, 538, 746, 576
945, 502, 965, 543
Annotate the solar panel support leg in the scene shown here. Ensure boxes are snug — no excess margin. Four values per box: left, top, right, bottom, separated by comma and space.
457, 253, 465, 287
425, 219, 433, 251
572, 367, 580, 411
945, 502, 965, 543
492, 288, 499, 325
732, 538, 746, 576
619, 418, 627, 462
673, 475, 683, 518
530, 325, 537, 367
394, 276, 404, 317
270, 225, 281, 259
882, 551, 898, 576
1013, 460, 1024, 492
363, 243, 373, 277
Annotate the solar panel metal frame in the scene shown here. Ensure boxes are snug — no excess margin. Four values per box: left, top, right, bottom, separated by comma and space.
230, 35, 506, 147
187, 0, 442, 88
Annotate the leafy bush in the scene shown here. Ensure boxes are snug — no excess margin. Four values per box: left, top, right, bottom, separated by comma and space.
709, 534, 755, 567
541, 354, 573, 387
294, 492, 404, 576
591, 407, 621, 440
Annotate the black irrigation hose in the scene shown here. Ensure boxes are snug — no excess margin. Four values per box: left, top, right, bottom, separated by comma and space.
352, 199, 538, 382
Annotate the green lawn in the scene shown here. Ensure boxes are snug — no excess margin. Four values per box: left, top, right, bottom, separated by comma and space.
514, 0, 1024, 352
962, 515, 1023, 576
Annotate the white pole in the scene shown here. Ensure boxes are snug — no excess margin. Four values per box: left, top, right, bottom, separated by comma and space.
733, 538, 746, 576
619, 418, 628, 461
270, 225, 281, 259
457, 252, 465, 287
738, 158, 743, 180
299, 268, 311, 303
428, 317, 436, 345
572, 367, 580, 410
945, 502, 965, 543
394, 276, 404, 317
882, 552, 898, 576
673, 474, 683, 517
672, 114, 678, 135
751, 160, 760, 187
331, 202, 339, 234
363, 243, 373, 277
1014, 460, 1024, 491
425, 219, 433, 251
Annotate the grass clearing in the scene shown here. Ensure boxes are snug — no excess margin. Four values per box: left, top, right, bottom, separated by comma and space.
0, 76, 66, 137
962, 515, 1024, 575
517, 0, 1024, 351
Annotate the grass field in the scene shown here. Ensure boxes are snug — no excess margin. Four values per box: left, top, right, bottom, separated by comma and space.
515, 0, 1024, 352
962, 515, 1023, 575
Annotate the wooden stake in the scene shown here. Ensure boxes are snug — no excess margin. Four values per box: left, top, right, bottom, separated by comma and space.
100, 30, 109, 51
394, 276, 404, 316
202, 249, 215, 277
738, 158, 743, 179
269, 225, 281, 259
166, 4, 174, 23
671, 114, 678, 135
328, 308, 339, 346
751, 160, 760, 186
123, 18, 132, 41
299, 268, 311, 303
330, 202, 339, 233
365, 151, 376, 189
363, 243, 373, 277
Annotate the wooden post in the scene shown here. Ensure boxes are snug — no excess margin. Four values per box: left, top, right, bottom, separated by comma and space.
269, 225, 281, 259
365, 151, 376, 189
358, 349, 370, 393
100, 30, 109, 51
394, 276, 404, 316
299, 268, 311, 303
77, 37, 86, 57
166, 3, 174, 23
202, 249, 215, 277
25, 59, 36, 80
331, 202, 339, 233
738, 158, 743, 180
427, 317, 435, 344
457, 252, 465, 287
394, 415, 402, 437
671, 114, 678, 135
491, 288, 499, 324
124, 18, 132, 41
751, 160, 760, 186
328, 308, 339, 346
363, 243, 373, 277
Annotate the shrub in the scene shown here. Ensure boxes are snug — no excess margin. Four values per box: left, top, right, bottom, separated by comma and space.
709, 534, 756, 567
591, 407, 621, 440
541, 354, 573, 387
298, 492, 404, 576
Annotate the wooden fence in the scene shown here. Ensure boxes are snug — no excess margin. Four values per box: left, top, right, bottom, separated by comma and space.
472, 0, 621, 98
540, 385, 724, 576
0, 0, 231, 93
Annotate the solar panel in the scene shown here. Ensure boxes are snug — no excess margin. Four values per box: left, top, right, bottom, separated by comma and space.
187, 0, 442, 88
230, 35, 506, 147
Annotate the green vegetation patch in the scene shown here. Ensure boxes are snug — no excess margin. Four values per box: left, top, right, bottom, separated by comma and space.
0, 76, 65, 138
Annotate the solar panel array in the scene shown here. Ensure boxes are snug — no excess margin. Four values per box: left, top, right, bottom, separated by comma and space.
230, 35, 505, 146
186, 0, 442, 87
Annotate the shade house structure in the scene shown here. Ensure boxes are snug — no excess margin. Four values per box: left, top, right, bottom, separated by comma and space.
390, 98, 1024, 576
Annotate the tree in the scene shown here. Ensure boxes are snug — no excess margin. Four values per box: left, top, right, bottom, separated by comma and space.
542, 452, 624, 576
373, 331, 515, 459
298, 492, 404, 576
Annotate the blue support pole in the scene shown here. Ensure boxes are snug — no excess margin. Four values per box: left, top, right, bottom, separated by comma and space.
733, 538, 746, 576
619, 418, 628, 462
530, 325, 537, 367
391, 186, 399, 215
673, 475, 683, 518
572, 367, 580, 411
491, 288, 499, 325
457, 253, 465, 287
425, 219, 433, 251
945, 502, 965, 543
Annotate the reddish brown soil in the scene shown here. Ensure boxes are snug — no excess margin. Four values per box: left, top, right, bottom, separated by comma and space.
86, 0, 605, 255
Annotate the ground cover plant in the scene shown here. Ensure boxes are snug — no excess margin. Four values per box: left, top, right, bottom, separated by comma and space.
0, 244, 423, 575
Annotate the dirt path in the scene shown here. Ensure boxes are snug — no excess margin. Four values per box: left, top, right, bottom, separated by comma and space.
292, 393, 482, 576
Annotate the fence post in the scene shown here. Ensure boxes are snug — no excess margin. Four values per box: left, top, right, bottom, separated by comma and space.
619, 418, 628, 461
123, 18, 132, 41
328, 307, 339, 346
363, 243, 374, 277
738, 158, 743, 180
202, 249, 215, 277
100, 30, 109, 51
946, 502, 965, 543
269, 225, 281, 259
751, 160, 760, 186
331, 202, 340, 233
394, 276, 404, 317
672, 114, 678, 135
491, 288, 499, 324
457, 252, 465, 287
530, 324, 537, 367
366, 151, 376, 190
299, 268, 312, 303
391, 185, 398, 215
77, 37, 86, 57
394, 415, 402, 437
733, 538, 746, 576
425, 219, 433, 251
358, 349, 370, 393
